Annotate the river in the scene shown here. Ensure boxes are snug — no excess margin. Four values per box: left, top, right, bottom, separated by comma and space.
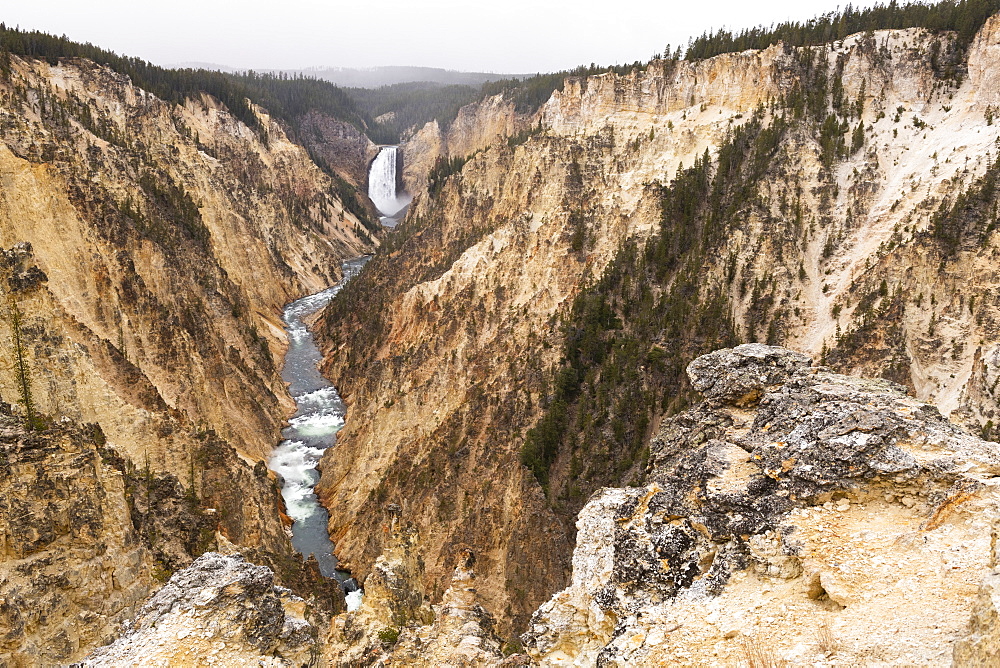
267, 256, 367, 610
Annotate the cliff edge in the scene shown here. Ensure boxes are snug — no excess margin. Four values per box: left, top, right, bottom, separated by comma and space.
524, 344, 1000, 666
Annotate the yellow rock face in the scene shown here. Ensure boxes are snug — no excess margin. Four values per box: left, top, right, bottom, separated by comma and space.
0, 415, 155, 666
0, 55, 374, 471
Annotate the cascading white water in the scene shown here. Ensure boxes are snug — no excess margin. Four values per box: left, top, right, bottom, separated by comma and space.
368, 146, 411, 226
268, 256, 367, 610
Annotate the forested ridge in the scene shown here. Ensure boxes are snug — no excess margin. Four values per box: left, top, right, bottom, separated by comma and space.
345, 82, 483, 145
686, 0, 1000, 60
358, 0, 1000, 143
518, 114, 776, 499
0, 24, 368, 137
342, 63, 648, 144
0, 23, 639, 148
4, 0, 998, 149
353, 0, 1000, 143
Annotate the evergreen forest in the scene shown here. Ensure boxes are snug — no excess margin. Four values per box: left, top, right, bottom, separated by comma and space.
686, 0, 1000, 60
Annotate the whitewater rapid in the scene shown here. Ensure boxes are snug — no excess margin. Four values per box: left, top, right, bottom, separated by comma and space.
268, 256, 368, 609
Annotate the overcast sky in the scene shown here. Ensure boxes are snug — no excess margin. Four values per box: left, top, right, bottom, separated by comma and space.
5, 0, 886, 74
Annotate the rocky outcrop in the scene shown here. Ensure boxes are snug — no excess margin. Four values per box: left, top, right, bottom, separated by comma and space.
400, 94, 531, 194
81, 553, 316, 667
324, 505, 434, 666
685, 345, 812, 406
524, 345, 1000, 665
323, 505, 510, 667
295, 109, 379, 186
386, 549, 510, 667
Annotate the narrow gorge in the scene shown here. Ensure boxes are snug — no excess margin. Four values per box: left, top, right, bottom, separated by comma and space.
0, 41, 377, 664
268, 256, 367, 588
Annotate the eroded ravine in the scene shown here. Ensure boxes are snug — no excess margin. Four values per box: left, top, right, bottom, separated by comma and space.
268, 147, 404, 605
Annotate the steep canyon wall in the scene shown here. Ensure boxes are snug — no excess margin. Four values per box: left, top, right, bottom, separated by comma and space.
0, 54, 375, 662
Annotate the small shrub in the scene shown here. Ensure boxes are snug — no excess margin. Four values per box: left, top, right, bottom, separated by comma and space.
741, 637, 791, 667
377, 627, 400, 645
151, 562, 173, 583
503, 640, 523, 656
817, 624, 839, 655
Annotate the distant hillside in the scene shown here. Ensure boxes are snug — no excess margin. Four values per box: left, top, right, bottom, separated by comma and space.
281, 66, 529, 89
166, 61, 238, 72
0, 26, 366, 134
344, 81, 484, 144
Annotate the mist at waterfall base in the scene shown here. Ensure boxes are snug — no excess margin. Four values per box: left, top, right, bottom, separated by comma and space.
369, 146, 411, 227
268, 257, 367, 610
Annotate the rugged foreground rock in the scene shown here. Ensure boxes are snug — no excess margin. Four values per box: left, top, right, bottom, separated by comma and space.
523, 345, 1000, 666
82, 509, 512, 666
81, 553, 315, 667
323, 505, 512, 667
75, 345, 1000, 665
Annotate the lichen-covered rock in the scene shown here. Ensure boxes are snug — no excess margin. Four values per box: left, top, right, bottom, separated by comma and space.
523, 346, 1000, 666
684, 343, 812, 406
81, 553, 315, 667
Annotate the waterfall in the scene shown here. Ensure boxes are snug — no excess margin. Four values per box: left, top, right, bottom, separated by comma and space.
368, 146, 411, 226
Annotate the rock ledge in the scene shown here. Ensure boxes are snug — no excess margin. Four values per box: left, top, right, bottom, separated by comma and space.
81, 553, 315, 667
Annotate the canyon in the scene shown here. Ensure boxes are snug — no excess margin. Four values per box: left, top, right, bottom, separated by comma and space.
3, 5, 1000, 666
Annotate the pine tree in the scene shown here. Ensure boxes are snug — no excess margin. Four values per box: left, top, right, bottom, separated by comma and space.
7, 295, 37, 430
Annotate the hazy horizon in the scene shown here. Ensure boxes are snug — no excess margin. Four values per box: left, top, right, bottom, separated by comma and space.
7, 0, 887, 74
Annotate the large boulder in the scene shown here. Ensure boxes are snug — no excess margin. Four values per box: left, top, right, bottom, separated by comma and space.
685, 343, 812, 406
81, 553, 315, 667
